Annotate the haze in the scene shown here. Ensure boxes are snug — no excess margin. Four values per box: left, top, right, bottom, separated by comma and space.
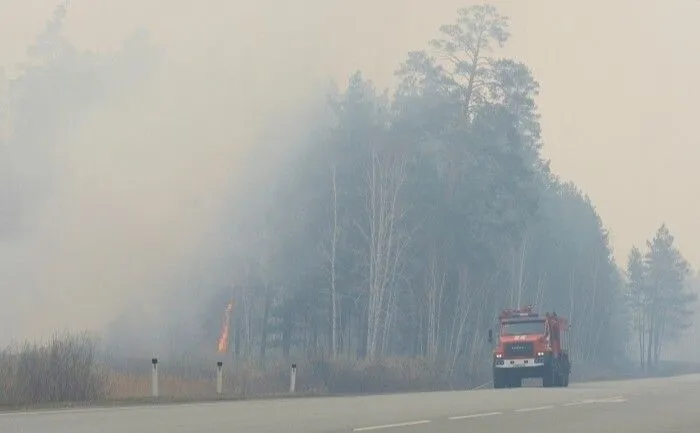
0, 0, 698, 346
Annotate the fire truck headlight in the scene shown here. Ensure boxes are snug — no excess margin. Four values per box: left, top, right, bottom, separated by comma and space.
495, 354, 502, 358
537, 352, 545, 356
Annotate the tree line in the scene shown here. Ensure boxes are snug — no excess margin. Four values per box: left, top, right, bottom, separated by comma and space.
626, 225, 697, 369
1, 3, 695, 382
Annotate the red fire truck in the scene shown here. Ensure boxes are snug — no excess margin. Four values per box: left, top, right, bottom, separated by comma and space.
488, 305, 571, 388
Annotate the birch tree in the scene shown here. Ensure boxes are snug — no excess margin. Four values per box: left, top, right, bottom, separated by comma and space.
360, 143, 410, 360
329, 164, 340, 358
424, 245, 446, 362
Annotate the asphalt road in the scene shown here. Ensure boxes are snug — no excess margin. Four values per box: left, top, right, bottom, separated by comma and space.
2, 374, 700, 433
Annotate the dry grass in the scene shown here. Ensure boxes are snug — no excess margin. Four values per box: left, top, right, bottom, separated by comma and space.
101, 357, 297, 400
105, 371, 214, 400
300, 356, 472, 394
100, 355, 484, 401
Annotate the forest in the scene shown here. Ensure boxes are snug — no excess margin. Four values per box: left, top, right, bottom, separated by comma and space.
0, 3, 698, 403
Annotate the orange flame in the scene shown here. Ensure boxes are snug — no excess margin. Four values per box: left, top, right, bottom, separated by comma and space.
217, 301, 234, 353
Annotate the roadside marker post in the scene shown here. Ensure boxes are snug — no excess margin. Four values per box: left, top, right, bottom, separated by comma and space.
216, 361, 223, 395
290, 363, 297, 393
151, 358, 159, 398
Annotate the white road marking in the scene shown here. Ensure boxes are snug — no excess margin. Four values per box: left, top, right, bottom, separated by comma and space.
0, 406, 138, 417
0, 400, 239, 417
563, 401, 589, 407
515, 405, 554, 412
449, 411, 502, 420
470, 381, 492, 390
564, 396, 627, 406
600, 397, 627, 403
353, 420, 431, 431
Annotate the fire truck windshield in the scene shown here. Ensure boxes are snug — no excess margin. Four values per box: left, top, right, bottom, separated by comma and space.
501, 320, 545, 336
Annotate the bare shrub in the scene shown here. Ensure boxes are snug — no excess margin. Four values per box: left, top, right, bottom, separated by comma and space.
0, 332, 105, 406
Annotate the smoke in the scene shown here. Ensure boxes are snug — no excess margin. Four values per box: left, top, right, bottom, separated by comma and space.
2, 0, 699, 350
0, 0, 335, 347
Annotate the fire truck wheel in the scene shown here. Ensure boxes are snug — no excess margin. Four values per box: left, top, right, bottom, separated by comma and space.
493, 370, 507, 389
542, 366, 555, 387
